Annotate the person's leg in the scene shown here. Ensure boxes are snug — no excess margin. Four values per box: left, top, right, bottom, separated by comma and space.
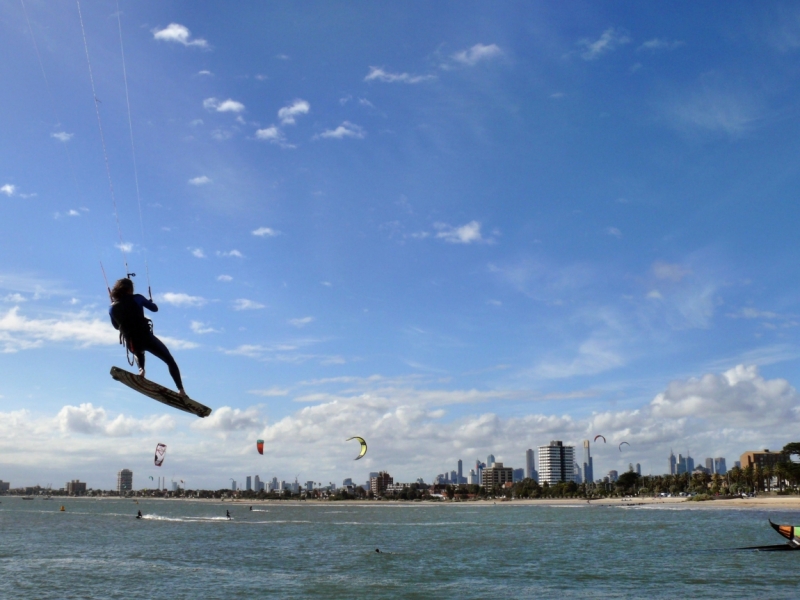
143, 334, 184, 392
128, 340, 146, 377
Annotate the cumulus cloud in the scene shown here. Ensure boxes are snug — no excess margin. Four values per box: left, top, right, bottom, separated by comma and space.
278, 99, 310, 125
232, 299, 264, 311
57, 403, 175, 436
434, 221, 488, 244
203, 98, 245, 113
252, 227, 280, 237
364, 67, 436, 84
189, 248, 206, 259
578, 28, 631, 60
116, 242, 133, 253
255, 126, 285, 144
159, 292, 207, 308
152, 23, 208, 48
2, 293, 26, 303
1, 184, 17, 196
316, 122, 365, 140
217, 274, 232, 282
0, 307, 117, 352
188, 176, 211, 185
190, 320, 219, 334
51, 132, 73, 142
191, 406, 264, 432
289, 316, 314, 328
218, 250, 243, 258
605, 227, 622, 238
248, 387, 290, 397
452, 43, 503, 66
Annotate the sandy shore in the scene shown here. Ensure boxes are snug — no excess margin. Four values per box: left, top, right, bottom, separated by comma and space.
35, 495, 800, 510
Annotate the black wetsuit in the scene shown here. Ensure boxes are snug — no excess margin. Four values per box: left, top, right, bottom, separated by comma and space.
109, 294, 183, 390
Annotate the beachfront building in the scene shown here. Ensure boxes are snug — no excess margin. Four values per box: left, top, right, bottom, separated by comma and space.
371, 472, 393, 496
740, 449, 786, 470
525, 449, 536, 480
583, 440, 593, 485
66, 480, 86, 495
537, 441, 575, 485
117, 469, 133, 495
481, 462, 513, 488
0, 480, 9, 493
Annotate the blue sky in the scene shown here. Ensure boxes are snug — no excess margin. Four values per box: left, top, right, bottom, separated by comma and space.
2, 1, 800, 490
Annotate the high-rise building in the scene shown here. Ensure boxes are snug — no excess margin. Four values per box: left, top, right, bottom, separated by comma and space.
574, 462, 582, 484
172, 481, 178, 492
740, 449, 786, 470
538, 441, 576, 485
487, 454, 496, 466
635, 463, 641, 476
370, 472, 393, 496
468, 469, 478, 485
481, 462, 514, 488
66, 480, 86, 495
0, 480, 9, 493
254, 475, 262, 491
714, 457, 727, 475
686, 455, 694, 474
583, 440, 593, 484
513, 468, 524, 483
677, 454, 687, 475
705, 458, 714, 473
271, 477, 278, 491
475, 460, 486, 486
230, 480, 237, 491
608, 470, 618, 482
246, 476, 252, 491
457, 459, 463, 484
668, 450, 676, 475
305, 481, 314, 492
734, 461, 741, 469
526, 449, 535, 480
117, 469, 133, 495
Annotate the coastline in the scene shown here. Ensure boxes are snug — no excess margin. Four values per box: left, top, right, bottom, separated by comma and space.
15, 495, 800, 510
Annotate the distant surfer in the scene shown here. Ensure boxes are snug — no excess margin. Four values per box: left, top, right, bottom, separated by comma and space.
226, 510, 231, 520
136, 510, 142, 519
109, 278, 186, 396
249, 506, 252, 511
375, 548, 381, 554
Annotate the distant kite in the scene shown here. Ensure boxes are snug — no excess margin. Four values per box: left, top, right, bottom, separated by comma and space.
256, 439, 264, 455
149, 476, 154, 481
594, 435, 606, 443
346, 437, 368, 460
619, 441, 630, 452
154, 443, 167, 467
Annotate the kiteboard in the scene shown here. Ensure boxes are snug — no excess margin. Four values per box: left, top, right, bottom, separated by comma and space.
110, 366, 212, 418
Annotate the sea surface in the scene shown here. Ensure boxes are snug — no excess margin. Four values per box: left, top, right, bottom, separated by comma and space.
1, 497, 799, 599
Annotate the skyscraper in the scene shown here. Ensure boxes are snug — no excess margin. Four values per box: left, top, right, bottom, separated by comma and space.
487, 454, 496, 466
538, 441, 575, 485
705, 458, 714, 473
574, 462, 582, 484
246, 476, 252, 491
677, 454, 687, 475
668, 450, 676, 475
117, 469, 133, 495
457, 459, 463, 484
635, 463, 641, 476
255, 475, 262, 491
686, 454, 694, 473
526, 449, 535, 479
583, 440, 593, 484
714, 457, 727, 475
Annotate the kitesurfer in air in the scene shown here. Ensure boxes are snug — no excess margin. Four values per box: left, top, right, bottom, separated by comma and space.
109, 278, 186, 396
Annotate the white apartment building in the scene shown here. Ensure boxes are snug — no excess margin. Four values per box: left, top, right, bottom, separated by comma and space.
537, 441, 575, 485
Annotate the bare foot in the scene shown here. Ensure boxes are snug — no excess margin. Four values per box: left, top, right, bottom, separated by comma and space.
138, 368, 146, 378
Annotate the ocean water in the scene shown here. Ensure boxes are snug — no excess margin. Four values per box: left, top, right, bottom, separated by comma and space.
1, 498, 800, 599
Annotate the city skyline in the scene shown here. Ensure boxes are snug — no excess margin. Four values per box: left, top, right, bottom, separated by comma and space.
2, 2, 800, 488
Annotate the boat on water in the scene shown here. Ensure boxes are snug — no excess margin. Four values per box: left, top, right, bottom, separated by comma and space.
21, 496, 34, 500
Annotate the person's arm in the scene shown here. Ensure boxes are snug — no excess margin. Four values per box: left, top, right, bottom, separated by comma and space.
109, 306, 120, 330
135, 294, 159, 313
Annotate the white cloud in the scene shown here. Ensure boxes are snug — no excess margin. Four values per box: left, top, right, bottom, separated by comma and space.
203, 98, 245, 113
578, 28, 631, 60
316, 122, 365, 140
159, 292, 207, 308
217, 274, 232, 282
255, 126, 285, 144
152, 23, 208, 48
652, 261, 690, 282
1, 184, 16, 197
248, 387, 289, 397
116, 242, 133, 253
191, 406, 264, 432
670, 89, 758, 136
197, 70, 212, 76
289, 316, 314, 328
0, 307, 117, 352
252, 227, 280, 237
728, 307, 779, 320
3, 293, 26, 303
51, 132, 73, 142
189, 248, 206, 259
232, 299, 264, 311
277, 99, 310, 125
188, 176, 211, 185
218, 250, 243, 258
364, 67, 436, 84
638, 38, 684, 52
57, 403, 175, 437
68, 210, 80, 217
605, 227, 622, 238
535, 337, 625, 379
434, 221, 488, 244
190, 320, 219, 334
452, 43, 503, 66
